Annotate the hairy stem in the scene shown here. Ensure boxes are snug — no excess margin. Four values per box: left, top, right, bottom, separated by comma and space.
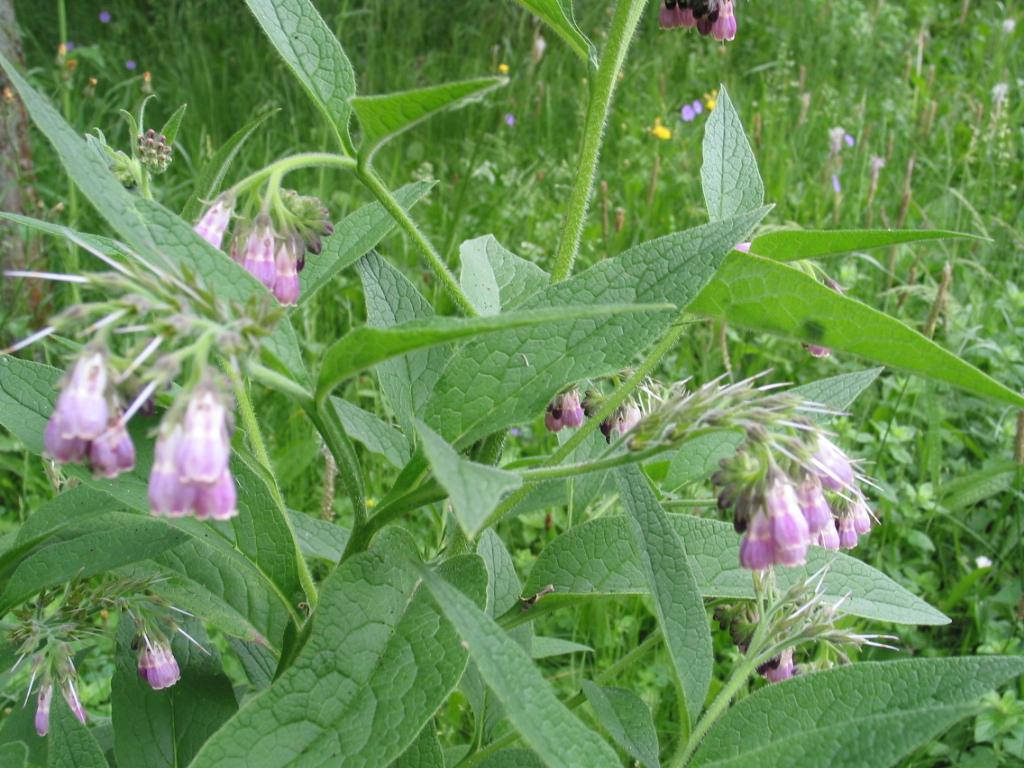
356, 164, 478, 316
550, 0, 649, 282
229, 152, 356, 196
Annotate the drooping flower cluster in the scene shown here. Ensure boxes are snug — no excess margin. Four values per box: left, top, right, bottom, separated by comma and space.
44, 348, 136, 479
149, 381, 237, 521
545, 389, 585, 432
659, 0, 737, 41
621, 374, 875, 569
541, 387, 645, 444
194, 188, 332, 306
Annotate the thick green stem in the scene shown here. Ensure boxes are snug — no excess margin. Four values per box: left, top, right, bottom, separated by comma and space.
482, 316, 687, 529
229, 152, 356, 196
356, 164, 478, 317
224, 362, 319, 609
520, 443, 673, 480
550, 0, 649, 282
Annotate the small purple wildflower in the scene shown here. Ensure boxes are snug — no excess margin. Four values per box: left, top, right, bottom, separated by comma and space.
99, 10, 112, 23
692, 99, 703, 115
504, 113, 516, 127
831, 174, 842, 194
125, 60, 137, 71
65, 41, 75, 52
844, 133, 856, 148
681, 104, 696, 122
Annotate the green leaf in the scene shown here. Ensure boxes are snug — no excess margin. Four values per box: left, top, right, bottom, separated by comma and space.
750, 228, 983, 261
111, 621, 237, 768
415, 421, 523, 538
300, 181, 433, 306
420, 567, 621, 768
316, 302, 672, 403
530, 637, 592, 659
190, 530, 469, 768
244, 0, 357, 152
690, 657, 1024, 768
0, 512, 188, 612
159, 102, 188, 144
524, 515, 949, 626
331, 397, 411, 468
691, 252, 1024, 409
182, 110, 276, 221
390, 725, 444, 768
939, 461, 1019, 512
459, 235, 549, 314
353, 78, 506, 158
228, 638, 278, 692
0, 743, 27, 768
287, 510, 349, 563
617, 466, 711, 728
357, 252, 447, 433
580, 681, 661, 768
790, 368, 883, 414
664, 430, 745, 489
513, 0, 595, 64
426, 208, 770, 447
47, 698, 107, 768
477, 751, 545, 768
701, 85, 764, 222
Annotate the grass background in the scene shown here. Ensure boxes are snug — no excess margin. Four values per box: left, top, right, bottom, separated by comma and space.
2, 0, 1023, 764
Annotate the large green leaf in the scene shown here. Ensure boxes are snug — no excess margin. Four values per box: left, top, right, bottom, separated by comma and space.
513, 0, 595, 64
316, 302, 671, 403
581, 682, 660, 768
300, 181, 434, 306
190, 530, 470, 768
750, 228, 982, 261
617, 466, 711, 728
46, 699, 106, 768
353, 78, 506, 158
357, 253, 448, 434
415, 421, 522, 538
523, 515, 948, 626
459, 235, 549, 315
390, 725, 444, 768
690, 657, 1024, 768
701, 85, 764, 222
691, 252, 1024, 409
244, 0, 357, 152
111, 622, 237, 768
330, 397, 410, 469
181, 110, 276, 221
426, 208, 770, 447
0, 743, 27, 768
420, 568, 621, 768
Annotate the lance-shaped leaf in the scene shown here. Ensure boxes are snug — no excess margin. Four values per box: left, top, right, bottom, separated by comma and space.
426, 207, 770, 447
244, 0, 357, 152
459, 235, 549, 314
617, 466, 711, 728
331, 397, 411, 469
181, 110, 277, 221
189, 530, 471, 768
691, 252, 1024, 409
111, 622, 237, 768
750, 228, 983, 260
690, 657, 1024, 768
523, 515, 948, 626
416, 421, 523, 538
790, 368, 883, 413
353, 77, 506, 159
514, 0, 595, 64
300, 181, 434, 305
159, 102, 188, 144
581, 682, 661, 768
47, 698, 107, 768
701, 85, 764, 221
420, 567, 621, 768
316, 302, 673, 403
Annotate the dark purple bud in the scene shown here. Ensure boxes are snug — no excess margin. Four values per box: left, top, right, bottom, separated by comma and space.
544, 407, 563, 433
306, 235, 322, 256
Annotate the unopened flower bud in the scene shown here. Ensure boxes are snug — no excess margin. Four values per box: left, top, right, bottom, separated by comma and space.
193, 195, 234, 250
138, 128, 173, 174
138, 638, 181, 690
88, 420, 136, 478
35, 685, 52, 737
545, 390, 584, 432
851, 496, 873, 535
272, 237, 301, 306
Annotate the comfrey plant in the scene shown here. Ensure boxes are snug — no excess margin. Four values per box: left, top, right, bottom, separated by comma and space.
0, 1, 1022, 767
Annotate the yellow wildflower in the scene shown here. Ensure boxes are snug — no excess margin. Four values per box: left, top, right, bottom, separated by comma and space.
650, 117, 672, 141
704, 88, 719, 111
497, 62, 510, 75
